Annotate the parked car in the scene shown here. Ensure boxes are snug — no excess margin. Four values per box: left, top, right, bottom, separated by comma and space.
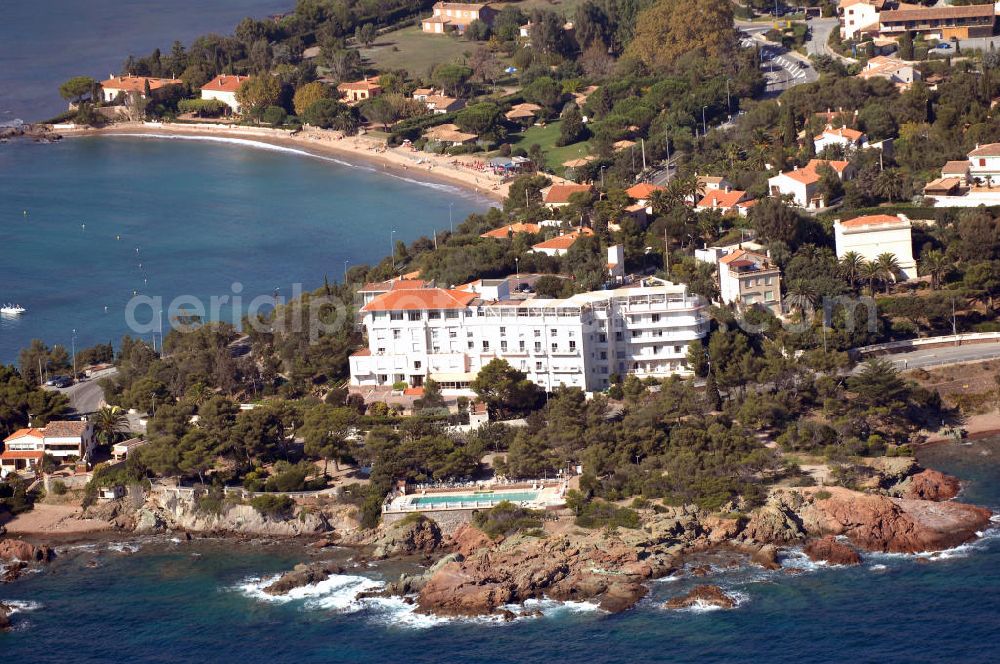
47, 375, 73, 388
933, 43, 951, 50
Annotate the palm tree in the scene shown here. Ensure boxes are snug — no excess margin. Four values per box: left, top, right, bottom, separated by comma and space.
786, 280, 819, 314
724, 143, 744, 169
920, 249, 950, 290
875, 252, 901, 294
861, 261, 881, 295
91, 405, 129, 446
839, 251, 865, 291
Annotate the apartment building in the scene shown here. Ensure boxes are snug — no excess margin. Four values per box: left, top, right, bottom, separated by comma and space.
348, 278, 709, 393
718, 249, 783, 316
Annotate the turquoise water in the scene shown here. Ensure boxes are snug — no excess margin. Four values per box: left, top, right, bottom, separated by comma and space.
0, 136, 490, 364
2, 438, 998, 663
410, 491, 539, 506
0, 0, 287, 121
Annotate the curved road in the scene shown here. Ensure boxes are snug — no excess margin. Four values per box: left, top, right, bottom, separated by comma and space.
856, 342, 1000, 373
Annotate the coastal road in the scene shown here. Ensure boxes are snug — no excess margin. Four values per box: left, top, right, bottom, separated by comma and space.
855, 342, 1000, 373
740, 34, 818, 94
46, 367, 116, 416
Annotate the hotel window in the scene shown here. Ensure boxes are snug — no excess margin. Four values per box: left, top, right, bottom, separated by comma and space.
377, 347, 385, 354
414, 361, 422, 369
431, 330, 439, 339
501, 340, 508, 351
536, 362, 543, 371
651, 313, 660, 322
600, 351, 607, 360
519, 340, 526, 351
599, 333, 607, 342
390, 312, 403, 321
412, 343, 420, 352
615, 331, 623, 341
674, 345, 681, 353
551, 343, 558, 352
550, 329, 557, 336
448, 329, 457, 338
534, 330, 541, 337
569, 340, 576, 351
428, 310, 441, 319
377, 374, 388, 383
765, 291, 775, 301
408, 312, 422, 321
432, 345, 440, 353
445, 310, 459, 319
500, 326, 506, 336
534, 342, 542, 352
482, 340, 490, 351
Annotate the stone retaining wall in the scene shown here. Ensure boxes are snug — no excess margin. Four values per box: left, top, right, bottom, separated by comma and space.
383, 508, 473, 534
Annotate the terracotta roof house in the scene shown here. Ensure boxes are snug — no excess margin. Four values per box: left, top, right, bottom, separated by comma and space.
531, 228, 594, 256
505, 102, 543, 123
100, 75, 182, 103
423, 95, 465, 114
543, 184, 594, 207
767, 159, 855, 209
338, 76, 382, 104
696, 188, 754, 216
834, 214, 917, 279
878, 4, 995, 40
422, 2, 498, 34
424, 123, 478, 145
199, 74, 251, 113
718, 248, 783, 315
814, 125, 868, 153
856, 56, 921, 88
358, 278, 430, 305
626, 183, 665, 201
480, 222, 542, 239
360, 288, 478, 312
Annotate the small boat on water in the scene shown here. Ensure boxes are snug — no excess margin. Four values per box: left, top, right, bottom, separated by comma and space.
1, 304, 26, 316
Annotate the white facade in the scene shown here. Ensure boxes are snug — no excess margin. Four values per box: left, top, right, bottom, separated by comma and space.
968, 144, 1000, 182
349, 281, 709, 393
840, 0, 880, 40
201, 88, 240, 113
834, 215, 917, 280
814, 128, 867, 154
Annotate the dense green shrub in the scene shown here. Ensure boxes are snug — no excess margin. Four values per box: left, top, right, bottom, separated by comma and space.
573, 500, 641, 529
472, 501, 545, 538
250, 493, 295, 518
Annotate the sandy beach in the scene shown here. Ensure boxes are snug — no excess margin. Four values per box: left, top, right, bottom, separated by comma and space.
3, 503, 112, 537
56, 121, 512, 203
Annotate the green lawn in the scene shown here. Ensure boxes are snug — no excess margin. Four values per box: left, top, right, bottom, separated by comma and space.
362, 25, 477, 78
509, 120, 591, 173
494, 0, 587, 19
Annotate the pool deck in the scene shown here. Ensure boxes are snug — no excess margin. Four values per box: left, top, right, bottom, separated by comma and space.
383, 482, 567, 513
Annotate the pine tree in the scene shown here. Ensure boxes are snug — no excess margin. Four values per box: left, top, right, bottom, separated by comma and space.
781, 107, 796, 148
704, 370, 722, 411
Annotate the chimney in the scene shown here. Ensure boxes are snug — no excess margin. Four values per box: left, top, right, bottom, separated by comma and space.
725, 185, 731, 193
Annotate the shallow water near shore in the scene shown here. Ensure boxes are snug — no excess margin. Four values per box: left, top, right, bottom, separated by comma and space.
0, 136, 490, 363
3, 438, 999, 663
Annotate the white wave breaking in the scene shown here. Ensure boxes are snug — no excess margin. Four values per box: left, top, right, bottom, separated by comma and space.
3, 600, 43, 613
232, 572, 605, 629
100, 133, 491, 201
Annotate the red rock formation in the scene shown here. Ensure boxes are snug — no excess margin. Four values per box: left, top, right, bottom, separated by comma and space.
0, 538, 53, 563
801, 488, 991, 554
803, 536, 861, 565
904, 469, 961, 502
665, 585, 736, 610
450, 523, 492, 557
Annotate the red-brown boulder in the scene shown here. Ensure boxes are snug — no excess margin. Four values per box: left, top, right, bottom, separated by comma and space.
665, 585, 736, 610
904, 469, 961, 502
0, 539, 53, 563
803, 536, 861, 566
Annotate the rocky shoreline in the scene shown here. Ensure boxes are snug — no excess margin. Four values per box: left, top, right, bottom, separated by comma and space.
0, 123, 62, 143
1, 461, 994, 620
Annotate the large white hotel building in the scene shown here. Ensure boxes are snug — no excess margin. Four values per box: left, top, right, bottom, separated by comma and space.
348, 276, 709, 393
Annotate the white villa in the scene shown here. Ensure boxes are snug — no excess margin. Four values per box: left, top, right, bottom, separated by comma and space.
768, 159, 855, 209
968, 143, 1000, 183
813, 126, 868, 154
1, 421, 96, 477
718, 249, 783, 316
834, 214, 917, 280
348, 278, 709, 393
200, 74, 251, 114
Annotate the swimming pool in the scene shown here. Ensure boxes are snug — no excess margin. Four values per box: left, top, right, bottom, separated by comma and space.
408, 491, 539, 507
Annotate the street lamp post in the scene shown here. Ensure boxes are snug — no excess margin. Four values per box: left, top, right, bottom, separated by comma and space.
71, 329, 77, 380
701, 106, 708, 137
344, 260, 350, 283
449, 202, 454, 233
390, 229, 396, 270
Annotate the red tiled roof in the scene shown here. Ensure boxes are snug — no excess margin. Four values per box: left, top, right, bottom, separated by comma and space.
816, 126, 864, 142
0, 450, 44, 460
480, 222, 541, 238
780, 159, 849, 184
338, 77, 381, 92
969, 143, 1000, 158
697, 189, 748, 209
942, 160, 970, 174
42, 421, 89, 437
881, 5, 994, 22
100, 75, 182, 93
359, 278, 428, 293
361, 288, 477, 312
3, 427, 44, 442
532, 228, 594, 251
351, 348, 372, 357
839, 214, 907, 228
625, 183, 665, 200
544, 184, 594, 204
201, 74, 251, 93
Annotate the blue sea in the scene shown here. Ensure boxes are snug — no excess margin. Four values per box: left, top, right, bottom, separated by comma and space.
0, 0, 288, 122
0, 136, 490, 364
2, 438, 998, 663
